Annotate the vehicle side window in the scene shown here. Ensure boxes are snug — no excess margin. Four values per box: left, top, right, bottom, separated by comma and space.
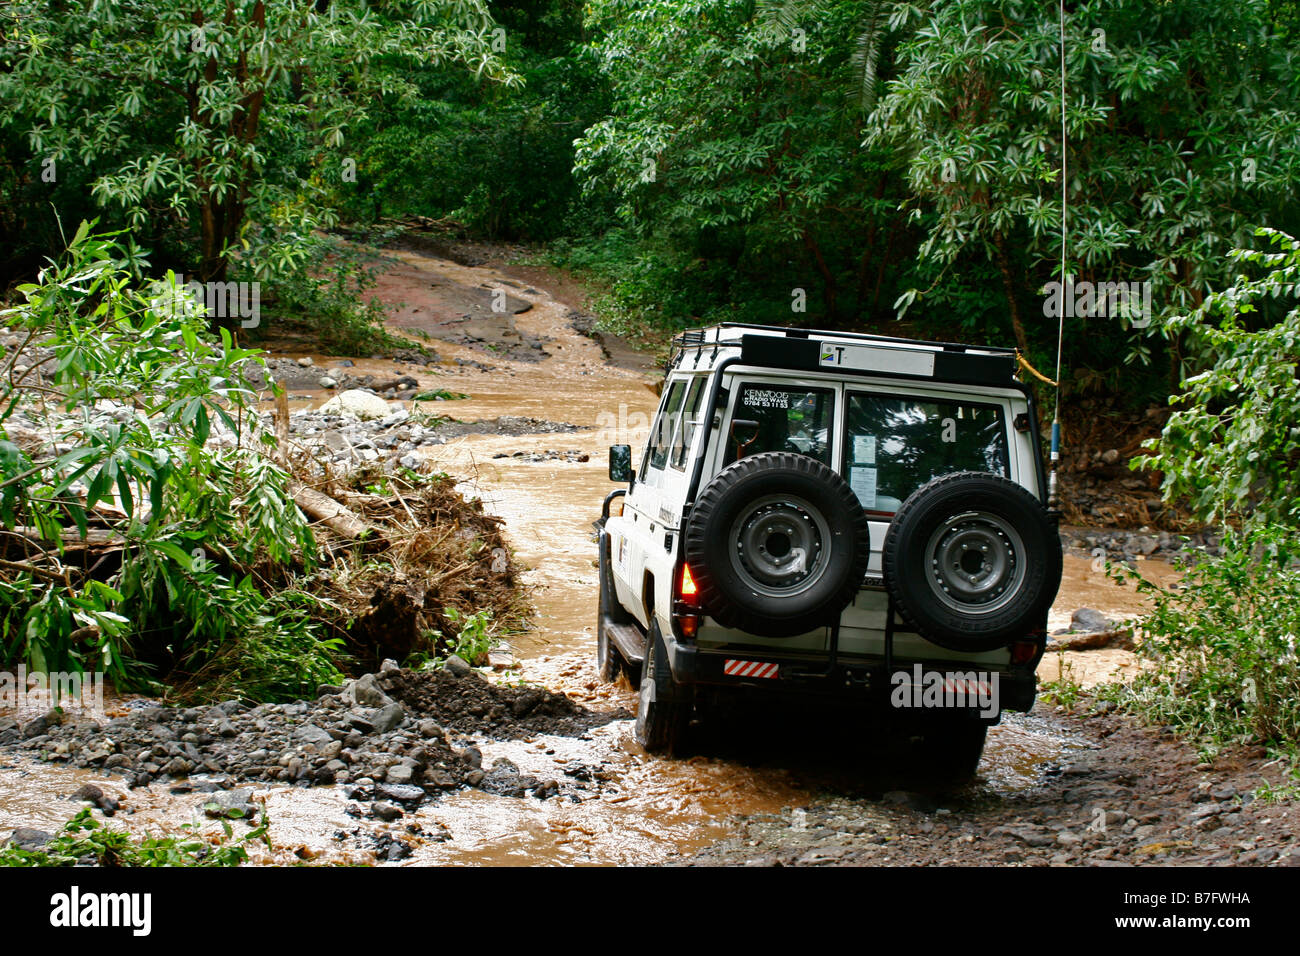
669, 378, 707, 470
645, 381, 686, 473
726, 383, 833, 466
844, 393, 1008, 515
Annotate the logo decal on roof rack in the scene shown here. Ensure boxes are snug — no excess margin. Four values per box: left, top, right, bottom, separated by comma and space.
818, 343, 936, 377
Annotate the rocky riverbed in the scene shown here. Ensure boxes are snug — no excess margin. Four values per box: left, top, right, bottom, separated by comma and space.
1, 662, 617, 811
680, 700, 1300, 867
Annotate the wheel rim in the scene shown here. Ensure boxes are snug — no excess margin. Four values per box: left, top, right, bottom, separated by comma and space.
924, 511, 1027, 616
727, 494, 831, 599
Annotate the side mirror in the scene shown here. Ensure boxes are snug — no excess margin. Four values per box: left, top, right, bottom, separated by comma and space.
609, 444, 634, 483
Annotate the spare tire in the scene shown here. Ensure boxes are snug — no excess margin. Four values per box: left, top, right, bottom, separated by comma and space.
684, 452, 870, 638
883, 472, 1062, 651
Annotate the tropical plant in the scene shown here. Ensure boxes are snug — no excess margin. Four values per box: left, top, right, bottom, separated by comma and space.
0, 223, 341, 698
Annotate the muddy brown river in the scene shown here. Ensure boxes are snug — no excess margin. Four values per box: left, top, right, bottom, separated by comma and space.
0, 248, 1179, 865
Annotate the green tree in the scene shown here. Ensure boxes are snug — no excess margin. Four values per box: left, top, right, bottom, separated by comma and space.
574, 0, 909, 324
0, 1, 516, 294
865, 0, 1300, 370
1137, 227, 1300, 530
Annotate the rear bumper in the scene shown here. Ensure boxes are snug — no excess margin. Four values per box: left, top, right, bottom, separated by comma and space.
665, 639, 1038, 719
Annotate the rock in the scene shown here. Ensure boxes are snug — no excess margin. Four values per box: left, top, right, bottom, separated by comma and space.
70, 784, 120, 816
298, 356, 313, 367
202, 788, 256, 819
372, 801, 403, 821
371, 702, 406, 735
7, 827, 53, 850
293, 723, 333, 748
386, 764, 415, 785
1101, 449, 1120, 465
317, 389, 391, 420
380, 658, 400, 674
377, 783, 425, 804
349, 673, 394, 708
1070, 608, 1114, 633
417, 720, 444, 739
71, 783, 104, 804
444, 655, 474, 678
21, 708, 64, 738
162, 757, 193, 777
1133, 535, 1160, 555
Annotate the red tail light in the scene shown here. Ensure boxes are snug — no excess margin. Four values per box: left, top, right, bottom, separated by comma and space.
674, 563, 701, 640
1010, 640, 1039, 665
679, 563, 699, 606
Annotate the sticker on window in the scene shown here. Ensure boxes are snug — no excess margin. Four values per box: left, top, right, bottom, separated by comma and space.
743, 389, 790, 409
853, 435, 877, 464
850, 467, 878, 509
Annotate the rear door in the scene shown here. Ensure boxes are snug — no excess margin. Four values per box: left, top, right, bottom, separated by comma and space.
840, 388, 1015, 577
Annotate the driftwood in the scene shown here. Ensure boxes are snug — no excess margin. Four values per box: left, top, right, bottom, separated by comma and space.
288, 480, 374, 541
274, 389, 290, 468
6, 526, 122, 547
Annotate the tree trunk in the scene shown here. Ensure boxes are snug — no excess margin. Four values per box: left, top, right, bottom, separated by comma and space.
803, 228, 839, 323
993, 231, 1030, 353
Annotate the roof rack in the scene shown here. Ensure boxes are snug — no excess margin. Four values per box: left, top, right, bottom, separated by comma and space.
671, 322, 1013, 354
667, 322, 1019, 387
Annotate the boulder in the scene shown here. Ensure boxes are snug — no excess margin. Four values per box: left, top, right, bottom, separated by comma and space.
317, 389, 391, 421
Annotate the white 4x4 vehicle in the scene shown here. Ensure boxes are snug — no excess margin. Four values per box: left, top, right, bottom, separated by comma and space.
596, 323, 1063, 775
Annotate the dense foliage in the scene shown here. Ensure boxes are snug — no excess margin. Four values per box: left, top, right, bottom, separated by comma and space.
0, 226, 342, 698
1099, 229, 1300, 758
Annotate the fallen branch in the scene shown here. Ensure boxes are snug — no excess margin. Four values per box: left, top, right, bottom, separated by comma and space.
289, 480, 376, 541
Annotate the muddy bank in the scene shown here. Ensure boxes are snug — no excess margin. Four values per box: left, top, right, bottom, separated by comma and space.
679, 701, 1300, 867
1, 664, 617, 809
1060, 524, 1229, 563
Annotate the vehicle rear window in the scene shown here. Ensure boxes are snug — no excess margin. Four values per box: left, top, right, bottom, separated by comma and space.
727, 383, 833, 466
844, 393, 1008, 515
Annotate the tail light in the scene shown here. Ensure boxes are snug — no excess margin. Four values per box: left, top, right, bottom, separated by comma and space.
674, 563, 701, 639
679, 563, 699, 606
1010, 640, 1039, 665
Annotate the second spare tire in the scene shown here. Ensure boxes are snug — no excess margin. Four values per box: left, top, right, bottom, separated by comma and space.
684, 452, 870, 638
883, 471, 1062, 651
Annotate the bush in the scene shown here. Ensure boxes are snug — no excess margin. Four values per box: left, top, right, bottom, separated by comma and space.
1113, 230, 1300, 756
1101, 526, 1300, 757
257, 232, 405, 356
0, 223, 342, 698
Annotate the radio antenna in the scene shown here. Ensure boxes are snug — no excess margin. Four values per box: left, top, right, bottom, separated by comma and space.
1048, 0, 1067, 511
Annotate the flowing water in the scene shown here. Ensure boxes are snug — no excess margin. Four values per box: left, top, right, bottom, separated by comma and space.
0, 247, 1174, 865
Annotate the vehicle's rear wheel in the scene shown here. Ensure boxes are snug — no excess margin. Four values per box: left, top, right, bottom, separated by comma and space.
883, 472, 1061, 651
684, 452, 871, 638
911, 721, 988, 780
635, 620, 692, 754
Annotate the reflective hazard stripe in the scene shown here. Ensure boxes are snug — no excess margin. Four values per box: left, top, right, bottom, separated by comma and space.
723, 659, 779, 679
